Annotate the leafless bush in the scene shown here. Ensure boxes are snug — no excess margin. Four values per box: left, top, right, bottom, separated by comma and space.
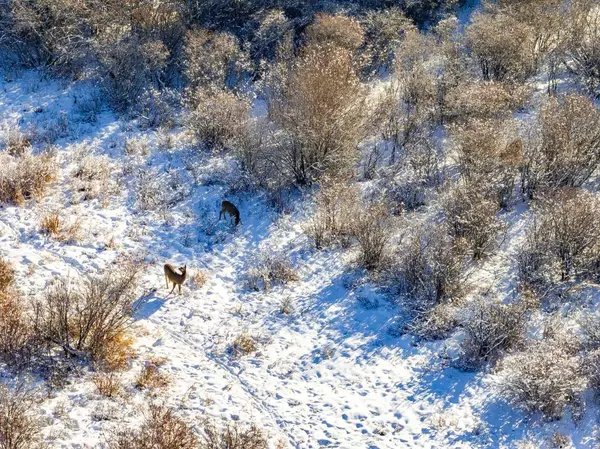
266, 43, 366, 185
562, 0, 600, 97
135, 88, 180, 130
374, 63, 436, 165
0, 258, 14, 292
0, 291, 41, 369
304, 179, 359, 249
109, 404, 198, 449
457, 297, 526, 370
247, 252, 298, 292
0, 384, 44, 449
361, 8, 416, 73
305, 13, 365, 53
124, 136, 150, 157
34, 263, 141, 368
443, 182, 503, 260
395, 224, 467, 314
199, 420, 268, 449
518, 188, 600, 291
0, 151, 57, 205
495, 339, 585, 420
408, 301, 460, 341
353, 201, 394, 271
452, 119, 523, 209
521, 94, 600, 198
71, 144, 114, 204
191, 270, 209, 289
186, 88, 251, 150
381, 136, 444, 212
184, 29, 248, 90
250, 10, 293, 63
445, 81, 530, 122
0, 127, 31, 158
466, 10, 536, 82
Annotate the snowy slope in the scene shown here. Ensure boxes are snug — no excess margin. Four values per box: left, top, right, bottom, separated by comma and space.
0, 68, 596, 449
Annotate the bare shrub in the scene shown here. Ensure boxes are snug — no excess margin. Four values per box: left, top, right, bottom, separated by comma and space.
124, 136, 150, 157
0, 291, 40, 369
352, 201, 394, 271
200, 420, 268, 449
445, 81, 530, 122
457, 297, 526, 369
374, 48, 437, 165
305, 13, 365, 53
247, 252, 298, 292
0, 384, 43, 449
109, 404, 198, 449
518, 188, 600, 291
495, 339, 586, 420
278, 297, 295, 316
562, 0, 600, 97
250, 10, 293, 63
266, 43, 366, 185
35, 263, 141, 368
395, 224, 466, 314
443, 182, 503, 260
0, 127, 31, 158
522, 94, 600, 198
71, 145, 114, 204
452, 119, 523, 209
135, 359, 170, 391
186, 88, 251, 150
408, 301, 460, 341
304, 179, 358, 249
0, 258, 14, 292
0, 151, 57, 205
466, 10, 536, 82
184, 29, 248, 90
361, 8, 416, 73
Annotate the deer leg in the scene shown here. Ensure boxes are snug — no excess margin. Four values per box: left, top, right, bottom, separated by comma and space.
169, 283, 176, 295
178, 284, 182, 295
165, 275, 169, 289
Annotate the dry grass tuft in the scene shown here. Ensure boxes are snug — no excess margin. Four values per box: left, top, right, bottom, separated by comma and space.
135, 358, 170, 391
92, 372, 123, 398
230, 332, 259, 357
39, 211, 82, 242
191, 269, 210, 289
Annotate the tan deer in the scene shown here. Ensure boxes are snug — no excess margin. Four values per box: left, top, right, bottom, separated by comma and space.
219, 200, 241, 226
164, 263, 187, 295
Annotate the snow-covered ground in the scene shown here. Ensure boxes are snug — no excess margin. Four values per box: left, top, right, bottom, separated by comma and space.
0, 68, 597, 449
